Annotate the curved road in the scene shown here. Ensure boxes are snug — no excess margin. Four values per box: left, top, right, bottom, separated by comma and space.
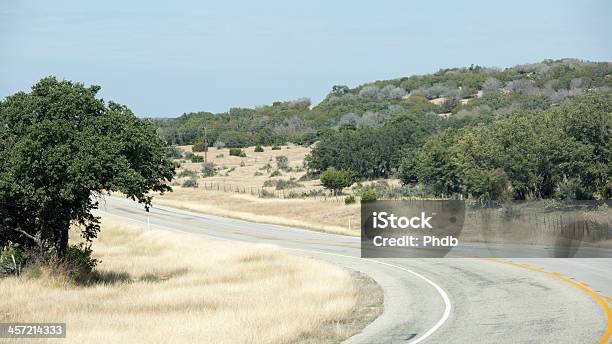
97, 197, 612, 344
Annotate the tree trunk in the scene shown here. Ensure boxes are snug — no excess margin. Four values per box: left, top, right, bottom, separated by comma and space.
54, 225, 69, 257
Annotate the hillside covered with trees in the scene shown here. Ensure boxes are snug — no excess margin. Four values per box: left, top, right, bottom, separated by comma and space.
156, 58, 611, 201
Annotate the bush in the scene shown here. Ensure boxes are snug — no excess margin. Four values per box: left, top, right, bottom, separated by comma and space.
214, 141, 226, 150
259, 189, 275, 198
165, 146, 183, 159
215, 154, 224, 158
275, 156, 289, 170
271, 145, 281, 150
344, 195, 356, 205
240, 160, 246, 167
61, 244, 98, 282
361, 189, 377, 203
183, 151, 193, 160
320, 168, 355, 195
202, 162, 216, 177
192, 142, 208, 152
0, 243, 28, 276
182, 178, 198, 188
178, 169, 198, 178
254, 171, 263, 176
191, 155, 204, 163
270, 170, 282, 177
260, 163, 273, 172
229, 148, 246, 157
254, 145, 264, 152
264, 178, 302, 190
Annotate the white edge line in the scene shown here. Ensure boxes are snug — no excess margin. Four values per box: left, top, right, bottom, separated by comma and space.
98, 209, 452, 344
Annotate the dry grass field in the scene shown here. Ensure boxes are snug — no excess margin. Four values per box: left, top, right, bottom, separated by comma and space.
0, 218, 379, 343
176, 144, 317, 190
155, 190, 360, 236
158, 145, 361, 236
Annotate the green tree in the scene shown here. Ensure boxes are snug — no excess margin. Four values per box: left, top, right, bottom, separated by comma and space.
320, 168, 354, 195
0, 77, 175, 257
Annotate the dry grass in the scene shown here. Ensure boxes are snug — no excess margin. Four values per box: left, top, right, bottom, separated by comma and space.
155, 190, 360, 236
162, 144, 360, 236
0, 218, 362, 344
178, 144, 317, 190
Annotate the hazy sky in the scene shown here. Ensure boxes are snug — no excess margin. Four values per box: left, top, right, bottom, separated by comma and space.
1, 0, 610, 117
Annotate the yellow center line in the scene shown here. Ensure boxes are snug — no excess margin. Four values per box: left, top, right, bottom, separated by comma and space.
481, 258, 612, 344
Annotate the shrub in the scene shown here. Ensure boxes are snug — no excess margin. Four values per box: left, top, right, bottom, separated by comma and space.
0, 244, 28, 276
344, 195, 356, 205
254, 145, 264, 152
165, 146, 183, 159
214, 141, 226, 150
270, 170, 282, 177
320, 168, 355, 195
361, 189, 377, 203
178, 169, 198, 178
260, 163, 273, 172
259, 189, 275, 198
215, 154, 224, 158
271, 145, 281, 150
191, 155, 204, 163
298, 173, 318, 181
192, 142, 208, 152
275, 156, 289, 170
202, 162, 216, 177
61, 244, 98, 282
254, 171, 263, 176
183, 151, 193, 160
240, 160, 246, 167
229, 148, 246, 157
284, 189, 327, 199
264, 178, 302, 190
182, 178, 198, 188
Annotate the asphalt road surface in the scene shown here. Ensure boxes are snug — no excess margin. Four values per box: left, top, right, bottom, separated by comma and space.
97, 196, 612, 344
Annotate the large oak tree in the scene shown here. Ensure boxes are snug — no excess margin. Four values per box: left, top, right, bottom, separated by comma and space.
0, 77, 175, 256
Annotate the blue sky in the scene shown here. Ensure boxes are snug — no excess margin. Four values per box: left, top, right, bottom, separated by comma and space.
1, 0, 610, 117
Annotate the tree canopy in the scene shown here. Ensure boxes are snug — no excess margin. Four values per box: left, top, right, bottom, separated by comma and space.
0, 77, 175, 256
401, 92, 611, 201
155, 59, 611, 149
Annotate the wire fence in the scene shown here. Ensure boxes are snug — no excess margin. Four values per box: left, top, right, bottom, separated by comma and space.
198, 181, 348, 202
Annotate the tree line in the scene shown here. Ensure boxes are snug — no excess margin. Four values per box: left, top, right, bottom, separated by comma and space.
155, 59, 611, 152
308, 92, 611, 201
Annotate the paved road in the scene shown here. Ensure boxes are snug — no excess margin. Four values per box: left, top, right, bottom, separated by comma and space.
97, 197, 612, 344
